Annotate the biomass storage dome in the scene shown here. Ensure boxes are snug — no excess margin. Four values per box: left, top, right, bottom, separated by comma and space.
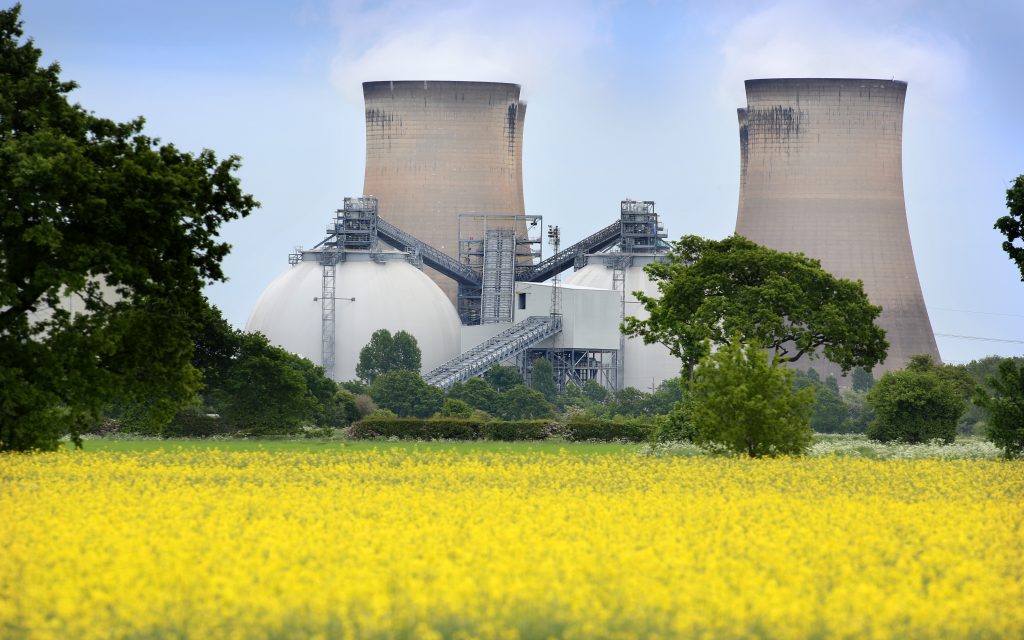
245, 252, 461, 381
362, 80, 527, 302
564, 254, 682, 389
735, 78, 940, 375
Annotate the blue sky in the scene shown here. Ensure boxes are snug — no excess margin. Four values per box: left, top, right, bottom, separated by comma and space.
21, 0, 1024, 364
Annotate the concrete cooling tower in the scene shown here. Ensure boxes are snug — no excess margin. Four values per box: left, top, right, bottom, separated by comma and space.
735, 78, 940, 375
362, 80, 527, 302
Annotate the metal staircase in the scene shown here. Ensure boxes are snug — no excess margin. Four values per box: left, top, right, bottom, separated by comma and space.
423, 316, 563, 388
480, 229, 516, 323
516, 220, 622, 283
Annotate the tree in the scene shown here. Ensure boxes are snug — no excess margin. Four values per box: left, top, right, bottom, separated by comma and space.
173, 303, 340, 435
355, 329, 422, 383
974, 359, 1024, 459
809, 386, 850, 433
438, 398, 474, 418
529, 357, 558, 401
851, 367, 875, 392
622, 235, 888, 378
609, 387, 655, 417
215, 336, 320, 435
0, 7, 258, 450
866, 369, 965, 444
494, 385, 555, 421
369, 370, 443, 418
447, 377, 500, 414
484, 365, 524, 392
581, 379, 611, 405
682, 339, 815, 457
994, 174, 1024, 282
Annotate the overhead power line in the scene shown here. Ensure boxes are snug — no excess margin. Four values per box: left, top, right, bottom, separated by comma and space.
934, 333, 1024, 345
933, 307, 1024, 319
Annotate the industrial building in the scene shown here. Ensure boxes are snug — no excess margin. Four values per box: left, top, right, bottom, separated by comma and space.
246, 77, 943, 390
735, 78, 940, 375
246, 195, 676, 389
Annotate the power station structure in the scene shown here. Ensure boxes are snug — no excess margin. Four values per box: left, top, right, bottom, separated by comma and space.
362, 81, 528, 306
246, 194, 675, 388
735, 78, 940, 375
248, 79, 682, 389
246, 76, 946, 391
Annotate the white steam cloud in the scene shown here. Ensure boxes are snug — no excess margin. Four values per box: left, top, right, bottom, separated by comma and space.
329, 0, 609, 102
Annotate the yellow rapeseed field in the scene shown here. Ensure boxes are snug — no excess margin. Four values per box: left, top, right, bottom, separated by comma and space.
1, 449, 1021, 639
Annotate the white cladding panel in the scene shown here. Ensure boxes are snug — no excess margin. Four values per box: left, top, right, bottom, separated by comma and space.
245, 254, 461, 381
563, 257, 682, 389
513, 282, 621, 351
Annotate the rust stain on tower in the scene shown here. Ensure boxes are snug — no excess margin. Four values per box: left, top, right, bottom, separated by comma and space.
735, 78, 940, 375
362, 80, 527, 303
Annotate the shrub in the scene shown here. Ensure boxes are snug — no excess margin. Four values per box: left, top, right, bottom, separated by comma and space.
480, 420, 552, 441
867, 369, 965, 444
494, 385, 556, 421
564, 417, 654, 442
347, 417, 552, 441
653, 402, 696, 442
439, 398, 474, 418
163, 411, 234, 438
369, 370, 444, 418
348, 417, 481, 440
683, 339, 815, 457
974, 359, 1024, 459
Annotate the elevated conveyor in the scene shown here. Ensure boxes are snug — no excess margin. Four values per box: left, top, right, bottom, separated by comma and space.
375, 217, 483, 287
516, 221, 621, 283
423, 315, 562, 388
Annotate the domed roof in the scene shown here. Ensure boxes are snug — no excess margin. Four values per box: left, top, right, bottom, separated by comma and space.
246, 252, 461, 381
564, 255, 682, 390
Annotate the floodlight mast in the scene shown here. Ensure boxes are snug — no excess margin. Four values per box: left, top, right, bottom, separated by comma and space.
547, 225, 561, 317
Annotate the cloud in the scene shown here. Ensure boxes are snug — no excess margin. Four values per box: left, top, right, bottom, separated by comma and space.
329, 0, 609, 102
716, 0, 967, 111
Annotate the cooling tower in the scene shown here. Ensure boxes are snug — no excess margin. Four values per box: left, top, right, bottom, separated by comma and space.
735, 78, 940, 375
362, 80, 527, 303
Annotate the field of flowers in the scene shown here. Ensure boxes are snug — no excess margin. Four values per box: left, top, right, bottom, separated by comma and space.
1, 449, 1022, 639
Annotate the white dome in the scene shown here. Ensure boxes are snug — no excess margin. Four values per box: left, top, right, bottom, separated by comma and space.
245, 253, 461, 381
563, 255, 682, 390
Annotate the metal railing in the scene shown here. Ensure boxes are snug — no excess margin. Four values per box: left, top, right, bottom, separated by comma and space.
375, 217, 482, 287
516, 220, 622, 282
423, 316, 562, 388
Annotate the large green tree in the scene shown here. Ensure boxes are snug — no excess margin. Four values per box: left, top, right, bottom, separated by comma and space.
0, 6, 257, 450
995, 174, 1024, 281
623, 235, 888, 378
682, 338, 815, 457
355, 329, 422, 383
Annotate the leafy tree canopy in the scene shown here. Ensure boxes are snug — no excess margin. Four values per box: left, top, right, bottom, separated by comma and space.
0, 6, 258, 450
483, 365, 524, 392
681, 338, 815, 457
974, 359, 1024, 459
494, 385, 555, 421
355, 329, 422, 383
529, 357, 558, 401
369, 370, 443, 418
623, 235, 888, 377
994, 174, 1024, 282
866, 369, 965, 444
447, 377, 500, 415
